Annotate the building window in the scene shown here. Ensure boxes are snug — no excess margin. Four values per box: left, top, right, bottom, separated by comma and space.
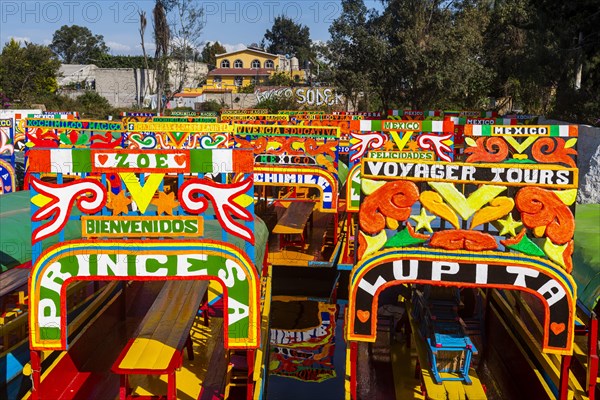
213, 76, 222, 84
265, 60, 274, 69
251, 59, 260, 69
234, 59, 243, 68
234, 76, 243, 86
250, 77, 257, 85
220, 60, 230, 68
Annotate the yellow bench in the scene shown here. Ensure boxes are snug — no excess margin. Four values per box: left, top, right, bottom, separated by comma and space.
112, 280, 209, 400
272, 201, 315, 248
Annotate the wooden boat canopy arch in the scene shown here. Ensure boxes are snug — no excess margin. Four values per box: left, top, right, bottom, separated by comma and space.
27, 147, 261, 351
347, 124, 580, 355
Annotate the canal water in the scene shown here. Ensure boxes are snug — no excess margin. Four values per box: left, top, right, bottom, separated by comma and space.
266, 301, 347, 399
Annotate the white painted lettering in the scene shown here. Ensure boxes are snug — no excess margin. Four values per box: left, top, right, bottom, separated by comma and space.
537, 280, 566, 307
506, 266, 539, 287
358, 275, 388, 296
392, 259, 418, 280
432, 261, 459, 281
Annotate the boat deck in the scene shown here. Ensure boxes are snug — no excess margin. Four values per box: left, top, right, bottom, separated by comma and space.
268, 205, 335, 267
23, 282, 229, 400
126, 317, 226, 400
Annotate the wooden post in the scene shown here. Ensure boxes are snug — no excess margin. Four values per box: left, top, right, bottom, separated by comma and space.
588, 313, 598, 400
558, 354, 572, 400
334, 210, 338, 239
350, 341, 358, 400
247, 349, 255, 400
30, 350, 41, 400
168, 371, 176, 399
482, 288, 491, 361
119, 375, 128, 400
344, 213, 352, 263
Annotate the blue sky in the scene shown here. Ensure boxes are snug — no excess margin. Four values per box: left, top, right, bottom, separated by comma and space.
0, 1, 381, 56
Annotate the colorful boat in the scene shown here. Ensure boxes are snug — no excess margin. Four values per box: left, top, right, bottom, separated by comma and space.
0, 111, 598, 400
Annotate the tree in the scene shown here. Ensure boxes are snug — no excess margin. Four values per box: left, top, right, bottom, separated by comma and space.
255, 92, 299, 113
49, 25, 109, 64
201, 41, 226, 70
529, 0, 600, 123
327, 0, 382, 109
139, 10, 154, 98
75, 90, 113, 119
93, 54, 156, 69
0, 39, 61, 105
150, 0, 205, 113
168, 0, 205, 95
327, 0, 493, 111
263, 16, 314, 64
153, 1, 170, 113
267, 71, 295, 86
385, 0, 493, 109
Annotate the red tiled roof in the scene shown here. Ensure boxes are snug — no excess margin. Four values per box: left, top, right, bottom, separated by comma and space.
174, 92, 202, 98
202, 88, 233, 93
208, 68, 273, 76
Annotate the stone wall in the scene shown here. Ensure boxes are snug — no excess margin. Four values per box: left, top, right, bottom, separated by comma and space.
201, 93, 258, 109
95, 68, 150, 108
540, 117, 600, 203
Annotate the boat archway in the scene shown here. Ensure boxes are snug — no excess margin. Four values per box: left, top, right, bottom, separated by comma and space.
29, 240, 260, 351
347, 248, 576, 354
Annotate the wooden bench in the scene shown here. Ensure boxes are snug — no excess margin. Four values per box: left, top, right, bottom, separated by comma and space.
112, 280, 209, 400
272, 201, 315, 249
0, 266, 29, 325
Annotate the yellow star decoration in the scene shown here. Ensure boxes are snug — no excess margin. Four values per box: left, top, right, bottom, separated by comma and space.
382, 139, 395, 151
152, 191, 180, 216
107, 191, 131, 216
410, 208, 436, 233
406, 140, 421, 152
496, 213, 523, 236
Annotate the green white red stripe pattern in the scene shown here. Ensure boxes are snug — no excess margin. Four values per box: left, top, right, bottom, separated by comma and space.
356, 119, 453, 132
28, 149, 254, 173
467, 124, 578, 137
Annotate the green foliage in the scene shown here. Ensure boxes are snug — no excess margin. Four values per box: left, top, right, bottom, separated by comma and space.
94, 54, 156, 69
267, 72, 295, 87
35, 91, 114, 119
238, 84, 256, 94
201, 41, 226, 69
263, 16, 315, 64
198, 99, 224, 112
328, 0, 494, 110
323, 0, 599, 122
73, 91, 114, 119
255, 93, 299, 114
50, 25, 109, 64
170, 44, 201, 62
0, 39, 61, 106
479, 0, 600, 121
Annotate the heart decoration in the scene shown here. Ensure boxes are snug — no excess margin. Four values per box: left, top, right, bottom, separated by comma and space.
357, 310, 370, 323
97, 154, 108, 165
174, 154, 187, 166
550, 322, 565, 335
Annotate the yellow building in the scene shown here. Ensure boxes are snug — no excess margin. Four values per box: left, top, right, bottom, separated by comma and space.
202, 47, 306, 93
